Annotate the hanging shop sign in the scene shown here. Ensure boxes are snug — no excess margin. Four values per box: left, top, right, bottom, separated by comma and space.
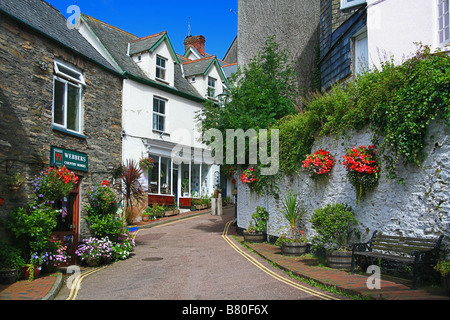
50, 146, 88, 172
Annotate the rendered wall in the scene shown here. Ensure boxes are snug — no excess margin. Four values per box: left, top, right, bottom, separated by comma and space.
237, 121, 449, 246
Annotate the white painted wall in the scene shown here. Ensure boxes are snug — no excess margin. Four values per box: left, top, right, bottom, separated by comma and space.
237, 121, 449, 247
367, 0, 449, 69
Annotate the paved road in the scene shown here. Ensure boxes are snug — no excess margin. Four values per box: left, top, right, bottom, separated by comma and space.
56, 207, 343, 301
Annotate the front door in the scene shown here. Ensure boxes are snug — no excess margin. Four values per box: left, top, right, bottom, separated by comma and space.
51, 178, 81, 265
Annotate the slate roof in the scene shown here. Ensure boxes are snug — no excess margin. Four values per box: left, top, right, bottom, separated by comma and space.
129, 32, 166, 55
0, 0, 118, 74
81, 14, 203, 100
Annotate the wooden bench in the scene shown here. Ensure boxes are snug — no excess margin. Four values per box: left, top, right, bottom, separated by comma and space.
351, 231, 444, 289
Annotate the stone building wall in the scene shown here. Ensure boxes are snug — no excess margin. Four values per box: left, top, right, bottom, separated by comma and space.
237, 0, 320, 93
237, 121, 449, 249
0, 14, 123, 238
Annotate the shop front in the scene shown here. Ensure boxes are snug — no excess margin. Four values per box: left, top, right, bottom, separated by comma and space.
146, 146, 220, 208
49, 146, 88, 264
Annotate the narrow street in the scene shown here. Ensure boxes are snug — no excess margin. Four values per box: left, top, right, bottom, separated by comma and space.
55, 206, 342, 301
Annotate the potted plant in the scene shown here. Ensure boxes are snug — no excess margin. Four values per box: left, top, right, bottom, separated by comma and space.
275, 230, 308, 256
275, 191, 308, 255
8, 171, 25, 192
243, 206, 269, 243
181, 179, 189, 197
141, 207, 152, 222
0, 242, 25, 285
434, 260, 450, 296
310, 203, 358, 270
22, 253, 44, 281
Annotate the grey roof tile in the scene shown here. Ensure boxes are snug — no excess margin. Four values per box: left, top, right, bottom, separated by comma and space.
0, 0, 117, 73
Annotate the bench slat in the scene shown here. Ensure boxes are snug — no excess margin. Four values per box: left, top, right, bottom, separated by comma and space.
354, 251, 414, 263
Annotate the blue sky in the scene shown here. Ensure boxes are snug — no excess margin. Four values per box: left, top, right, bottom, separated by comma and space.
46, 0, 238, 60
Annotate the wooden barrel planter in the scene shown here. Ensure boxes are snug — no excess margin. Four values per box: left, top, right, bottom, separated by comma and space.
326, 250, 353, 270
281, 242, 307, 256
243, 231, 265, 243
0, 269, 17, 285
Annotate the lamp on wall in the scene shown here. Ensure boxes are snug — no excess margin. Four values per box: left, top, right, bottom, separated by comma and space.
38, 60, 48, 71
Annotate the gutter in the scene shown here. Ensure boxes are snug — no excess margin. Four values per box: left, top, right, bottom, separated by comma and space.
123, 71, 205, 103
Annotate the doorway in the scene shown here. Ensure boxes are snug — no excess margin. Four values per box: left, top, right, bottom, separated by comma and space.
51, 177, 81, 265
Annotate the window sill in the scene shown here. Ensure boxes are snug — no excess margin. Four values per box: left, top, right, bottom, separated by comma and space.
152, 129, 170, 137
52, 125, 87, 139
155, 77, 170, 85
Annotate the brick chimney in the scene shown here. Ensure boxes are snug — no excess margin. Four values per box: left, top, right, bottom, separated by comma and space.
184, 35, 206, 56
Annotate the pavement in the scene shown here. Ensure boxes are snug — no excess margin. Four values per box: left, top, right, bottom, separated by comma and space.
1, 205, 449, 301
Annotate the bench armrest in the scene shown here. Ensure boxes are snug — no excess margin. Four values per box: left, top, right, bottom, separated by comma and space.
351, 242, 371, 253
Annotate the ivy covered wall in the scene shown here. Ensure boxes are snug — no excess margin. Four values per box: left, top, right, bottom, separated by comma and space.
237, 121, 449, 246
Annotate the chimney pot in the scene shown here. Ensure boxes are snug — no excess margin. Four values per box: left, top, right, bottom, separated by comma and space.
184, 35, 206, 56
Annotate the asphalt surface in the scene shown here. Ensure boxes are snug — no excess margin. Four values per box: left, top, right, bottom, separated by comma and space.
55, 207, 344, 301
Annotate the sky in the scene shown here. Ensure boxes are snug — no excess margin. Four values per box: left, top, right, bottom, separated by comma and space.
46, 0, 238, 60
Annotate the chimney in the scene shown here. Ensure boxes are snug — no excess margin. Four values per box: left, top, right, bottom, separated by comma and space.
184, 35, 206, 56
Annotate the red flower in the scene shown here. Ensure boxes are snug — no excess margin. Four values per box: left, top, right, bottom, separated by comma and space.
101, 180, 110, 186
0, 197, 5, 206
302, 149, 334, 177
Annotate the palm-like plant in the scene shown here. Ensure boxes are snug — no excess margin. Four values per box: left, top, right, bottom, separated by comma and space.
278, 191, 307, 240
121, 160, 144, 223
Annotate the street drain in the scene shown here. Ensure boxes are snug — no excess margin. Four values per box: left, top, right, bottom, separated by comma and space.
142, 257, 163, 262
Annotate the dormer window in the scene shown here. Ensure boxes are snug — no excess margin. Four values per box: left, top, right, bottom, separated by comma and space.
156, 55, 167, 80
207, 77, 216, 98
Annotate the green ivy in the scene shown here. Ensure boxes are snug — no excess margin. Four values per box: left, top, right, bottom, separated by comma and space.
276, 46, 450, 181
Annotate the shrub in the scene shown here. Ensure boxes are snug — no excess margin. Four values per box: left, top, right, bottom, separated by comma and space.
246, 206, 269, 233
6, 203, 58, 259
309, 203, 358, 251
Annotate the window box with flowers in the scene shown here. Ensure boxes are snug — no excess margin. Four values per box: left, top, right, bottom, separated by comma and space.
342, 145, 380, 205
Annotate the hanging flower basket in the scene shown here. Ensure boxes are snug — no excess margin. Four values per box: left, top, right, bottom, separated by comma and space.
302, 149, 334, 178
31, 166, 78, 202
342, 145, 380, 205
139, 156, 154, 170
240, 167, 258, 184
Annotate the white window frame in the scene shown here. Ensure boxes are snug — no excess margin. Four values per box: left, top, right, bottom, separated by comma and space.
156, 55, 167, 81
340, 0, 366, 10
437, 0, 450, 46
353, 30, 369, 76
153, 96, 167, 132
207, 77, 216, 98
52, 61, 84, 134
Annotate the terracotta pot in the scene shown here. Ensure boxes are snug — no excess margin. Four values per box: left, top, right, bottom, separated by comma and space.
142, 215, 149, 222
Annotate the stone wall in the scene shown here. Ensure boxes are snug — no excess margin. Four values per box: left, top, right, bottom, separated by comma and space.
0, 14, 123, 238
237, 121, 449, 250
238, 0, 320, 93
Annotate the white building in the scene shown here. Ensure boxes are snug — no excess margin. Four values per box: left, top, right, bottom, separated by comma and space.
77, 15, 229, 208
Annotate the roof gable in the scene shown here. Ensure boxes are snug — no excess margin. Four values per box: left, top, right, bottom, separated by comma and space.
129, 32, 180, 64
182, 56, 227, 83
0, 0, 118, 74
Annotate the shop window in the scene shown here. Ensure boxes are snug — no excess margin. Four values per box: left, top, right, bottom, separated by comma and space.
149, 155, 172, 195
